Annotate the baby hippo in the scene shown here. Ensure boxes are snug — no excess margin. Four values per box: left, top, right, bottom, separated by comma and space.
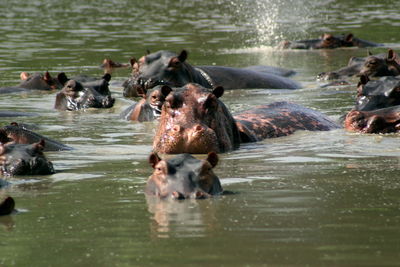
121, 85, 172, 121
146, 152, 223, 199
0, 139, 55, 176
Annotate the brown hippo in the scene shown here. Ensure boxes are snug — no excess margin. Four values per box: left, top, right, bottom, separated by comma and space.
152, 83, 340, 154
318, 49, 400, 81
0, 139, 55, 176
279, 33, 382, 50
122, 50, 300, 97
146, 152, 223, 199
120, 85, 172, 122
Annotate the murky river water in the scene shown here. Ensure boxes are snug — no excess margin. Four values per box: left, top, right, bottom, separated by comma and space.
1, 0, 400, 266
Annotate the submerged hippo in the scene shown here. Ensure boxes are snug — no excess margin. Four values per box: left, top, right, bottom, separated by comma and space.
146, 152, 223, 199
123, 50, 300, 97
153, 83, 340, 154
279, 33, 382, 50
318, 49, 400, 81
344, 75, 400, 134
0, 72, 68, 94
100, 58, 130, 74
121, 85, 172, 122
0, 139, 55, 176
54, 74, 114, 110
1, 122, 72, 151
0, 196, 15, 216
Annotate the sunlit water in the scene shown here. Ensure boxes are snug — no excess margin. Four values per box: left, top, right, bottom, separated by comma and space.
0, 0, 400, 266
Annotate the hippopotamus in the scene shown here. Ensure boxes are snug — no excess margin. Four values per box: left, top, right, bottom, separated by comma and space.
318, 49, 400, 81
152, 83, 340, 154
343, 75, 400, 134
355, 75, 400, 111
0, 196, 15, 216
0, 139, 55, 176
279, 33, 382, 50
54, 75, 114, 110
121, 85, 172, 121
146, 152, 223, 199
344, 106, 400, 134
0, 122, 72, 151
0, 72, 68, 94
122, 50, 300, 97
100, 58, 130, 74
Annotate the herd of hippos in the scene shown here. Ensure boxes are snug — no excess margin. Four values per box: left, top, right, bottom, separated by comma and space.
1, 32, 400, 214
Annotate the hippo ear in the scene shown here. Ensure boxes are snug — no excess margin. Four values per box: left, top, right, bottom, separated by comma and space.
57, 72, 69, 85
367, 49, 373, 56
0, 129, 11, 144
206, 152, 219, 168
387, 49, 396, 61
44, 71, 52, 82
10, 122, 19, 127
102, 73, 111, 82
212, 86, 224, 98
33, 139, 46, 152
130, 57, 137, 67
20, 72, 30, 80
149, 152, 161, 169
345, 33, 354, 42
137, 87, 146, 98
178, 50, 188, 63
358, 75, 370, 87
161, 85, 172, 97
169, 51, 188, 68
146, 49, 151, 55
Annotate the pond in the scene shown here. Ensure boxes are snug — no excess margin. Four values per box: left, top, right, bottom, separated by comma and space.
0, 0, 400, 266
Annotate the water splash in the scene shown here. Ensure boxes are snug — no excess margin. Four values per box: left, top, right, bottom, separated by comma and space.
230, 0, 332, 46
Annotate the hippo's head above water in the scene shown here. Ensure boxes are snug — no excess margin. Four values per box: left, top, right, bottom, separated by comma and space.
127, 50, 194, 90
153, 83, 240, 154
359, 49, 400, 78
54, 76, 114, 111
344, 106, 400, 134
355, 75, 400, 111
146, 152, 223, 199
0, 139, 55, 176
18, 71, 68, 91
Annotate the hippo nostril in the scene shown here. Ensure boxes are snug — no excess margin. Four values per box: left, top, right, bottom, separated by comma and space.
172, 125, 181, 132
194, 125, 203, 132
172, 191, 186, 200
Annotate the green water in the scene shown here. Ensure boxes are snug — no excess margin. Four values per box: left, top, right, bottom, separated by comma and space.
0, 0, 400, 266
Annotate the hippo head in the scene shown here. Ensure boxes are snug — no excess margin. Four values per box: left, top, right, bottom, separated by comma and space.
359, 50, 400, 77
316, 33, 343, 49
132, 50, 194, 90
344, 107, 400, 134
0, 139, 55, 176
146, 152, 223, 199
355, 75, 400, 111
19, 72, 68, 90
138, 85, 173, 117
100, 58, 130, 74
153, 83, 240, 154
55, 78, 114, 110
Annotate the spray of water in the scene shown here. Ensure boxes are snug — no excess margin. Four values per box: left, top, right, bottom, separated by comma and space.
230, 0, 331, 46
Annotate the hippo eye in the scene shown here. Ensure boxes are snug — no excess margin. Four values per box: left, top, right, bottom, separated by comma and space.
152, 95, 157, 100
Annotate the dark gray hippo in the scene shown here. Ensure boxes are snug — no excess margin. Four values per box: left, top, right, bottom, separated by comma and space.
152, 83, 340, 154
54, 75, 114, 111
279, 33, 382, 50
123, 50, 300, 97
0, 72, 68, 94
1, 122, 72, 151
146, 152, 223, 199
318, 49, 400, 81
0, 139, 55, 176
